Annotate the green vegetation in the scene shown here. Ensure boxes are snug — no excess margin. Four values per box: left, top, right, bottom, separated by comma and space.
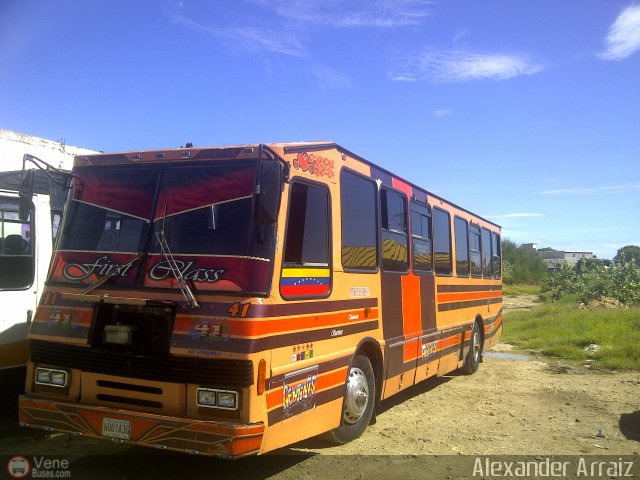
541, 260, 640, 306
614, 245, 640, 266
503, 297, 640, 370
501, 245, 640, 369
502, 240, 547, 285
502, 284, 541, 296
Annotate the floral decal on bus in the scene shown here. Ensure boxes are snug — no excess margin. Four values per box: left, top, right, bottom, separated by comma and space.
293, 153, 335, 178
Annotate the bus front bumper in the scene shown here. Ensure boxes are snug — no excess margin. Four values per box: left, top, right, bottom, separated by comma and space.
19, 395, 264, 457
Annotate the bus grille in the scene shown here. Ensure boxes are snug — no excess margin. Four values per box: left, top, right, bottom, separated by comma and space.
29, 340, 253, 388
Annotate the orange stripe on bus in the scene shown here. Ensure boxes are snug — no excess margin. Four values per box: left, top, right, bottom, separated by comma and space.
403, 340, 419, 362
401, 273, 422, 336
266, 388, 283, 409
437, 290, 502, 303
266, 366, 348, 410
316, 367, 348, 391
174, 309, 378, 337
438, 334, 460, 350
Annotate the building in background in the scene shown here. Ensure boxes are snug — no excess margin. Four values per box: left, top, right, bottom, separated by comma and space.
523, 242, 594, 270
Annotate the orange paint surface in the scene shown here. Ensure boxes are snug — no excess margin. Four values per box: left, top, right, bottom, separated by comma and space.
437, 290, 502, 303
174, 309, 378, 338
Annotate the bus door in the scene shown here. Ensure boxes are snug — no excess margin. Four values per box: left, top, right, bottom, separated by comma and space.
378, 180, 424, 397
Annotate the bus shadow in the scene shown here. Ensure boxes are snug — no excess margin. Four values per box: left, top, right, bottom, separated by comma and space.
0, 366, 26, 421
282, 374, 454, 452
375, 374, 453, 417
66, 449, 314, 480
619, 410, 640, 442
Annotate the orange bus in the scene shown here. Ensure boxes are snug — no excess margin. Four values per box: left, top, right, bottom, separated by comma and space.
19, 142, 503, 457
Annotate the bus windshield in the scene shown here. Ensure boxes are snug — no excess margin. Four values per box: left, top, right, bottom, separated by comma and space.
53, 160, 275, 295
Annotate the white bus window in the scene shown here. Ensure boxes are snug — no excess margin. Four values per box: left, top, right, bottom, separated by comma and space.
0, 197, 35, 289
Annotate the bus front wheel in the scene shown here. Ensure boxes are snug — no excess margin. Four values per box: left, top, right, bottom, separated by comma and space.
326, 354, 375, 444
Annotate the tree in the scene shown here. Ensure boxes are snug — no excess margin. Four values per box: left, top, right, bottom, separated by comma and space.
502, 239, 547, 284
614, 245, 640, 266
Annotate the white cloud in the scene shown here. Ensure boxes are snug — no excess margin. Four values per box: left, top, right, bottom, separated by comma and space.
484, 213, 544, 219
310, 64, 353, 90
453, 28, 470, 44
168, 1, 430, 58
432, 108, 452, 117
541, 184, 640, 195
232, 26, 307, 57
598, 3, 640, 60
391, 48, 544, 82
257, 0, 431, 28
167, 12, 306, 57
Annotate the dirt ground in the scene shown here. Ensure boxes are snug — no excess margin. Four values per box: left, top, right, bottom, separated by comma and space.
1, 295, 638, 479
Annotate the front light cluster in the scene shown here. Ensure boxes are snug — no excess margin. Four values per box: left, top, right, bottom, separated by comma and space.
35, 367, 69, 388
196, 388, 238, 410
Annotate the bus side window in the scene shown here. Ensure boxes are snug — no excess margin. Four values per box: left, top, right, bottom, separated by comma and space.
454, 217, 470, 277
433, 208, 452, 276
340, 170, 378, 271
280, 181, 331, 299
380, 188, 408, 273
481, 227, 492, 278
410, 201, 432, 273
469, 224, 482, 277
492, 232, 502, 279
0, 196, 35, 289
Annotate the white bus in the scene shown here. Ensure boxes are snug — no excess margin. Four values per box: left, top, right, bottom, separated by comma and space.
0, 131, 96, 393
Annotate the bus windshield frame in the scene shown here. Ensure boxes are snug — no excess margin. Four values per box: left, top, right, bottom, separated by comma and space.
52, 159, 277, 296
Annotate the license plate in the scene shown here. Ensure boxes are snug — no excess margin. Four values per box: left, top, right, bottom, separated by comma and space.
102, 418, 131, 440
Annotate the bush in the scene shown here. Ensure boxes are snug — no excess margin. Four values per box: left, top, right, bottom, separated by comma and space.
541, 260, 640, 306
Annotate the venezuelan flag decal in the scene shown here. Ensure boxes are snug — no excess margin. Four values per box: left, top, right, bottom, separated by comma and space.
280, 268, 331, 298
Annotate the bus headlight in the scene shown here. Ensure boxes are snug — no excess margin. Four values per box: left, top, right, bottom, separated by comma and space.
36, 368, 51, 385
50, 370, 68, 387
196, 388, 238, 410
216, 391, 237, 409
197, 389, 217, 407
35, 368, 69, 388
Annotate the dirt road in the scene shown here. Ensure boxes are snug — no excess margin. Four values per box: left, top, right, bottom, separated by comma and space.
1, 297, 638, 479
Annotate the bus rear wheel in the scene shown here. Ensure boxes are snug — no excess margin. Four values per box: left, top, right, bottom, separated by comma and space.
326, 354, 375, 444
461, 322, 482, 375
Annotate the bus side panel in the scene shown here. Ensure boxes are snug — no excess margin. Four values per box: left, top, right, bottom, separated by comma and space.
415, 330, 441, 382
420, 275, 436, 332
260, 392, 344, 453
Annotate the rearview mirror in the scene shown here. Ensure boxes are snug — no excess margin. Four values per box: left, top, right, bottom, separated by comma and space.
254, 162, 283, 224
18, 170, 34, 221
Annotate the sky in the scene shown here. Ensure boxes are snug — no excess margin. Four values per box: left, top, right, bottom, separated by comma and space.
1, 0, 638, 260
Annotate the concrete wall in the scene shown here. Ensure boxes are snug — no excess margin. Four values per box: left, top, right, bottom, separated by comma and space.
0, 129, 98, 172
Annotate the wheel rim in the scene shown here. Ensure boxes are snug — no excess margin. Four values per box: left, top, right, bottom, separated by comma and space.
343, 367, 369, 425
472, 329, 481, 363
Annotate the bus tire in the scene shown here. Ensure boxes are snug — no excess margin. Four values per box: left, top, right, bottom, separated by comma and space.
461, 322, 482, 375
326, 354, 375, 444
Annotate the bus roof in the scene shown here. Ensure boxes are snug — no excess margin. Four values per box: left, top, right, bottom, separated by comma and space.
76, 141, 501, 229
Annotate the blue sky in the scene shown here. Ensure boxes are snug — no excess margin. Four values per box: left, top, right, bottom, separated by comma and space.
1, 0, 639, 259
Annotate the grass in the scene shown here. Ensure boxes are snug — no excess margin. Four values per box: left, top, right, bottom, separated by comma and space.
502, 295, 640, 370
502, 284, 541, 296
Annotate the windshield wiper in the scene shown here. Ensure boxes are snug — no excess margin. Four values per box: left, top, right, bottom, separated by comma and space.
79, 253, 143, 296
155, 206, 200, 308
